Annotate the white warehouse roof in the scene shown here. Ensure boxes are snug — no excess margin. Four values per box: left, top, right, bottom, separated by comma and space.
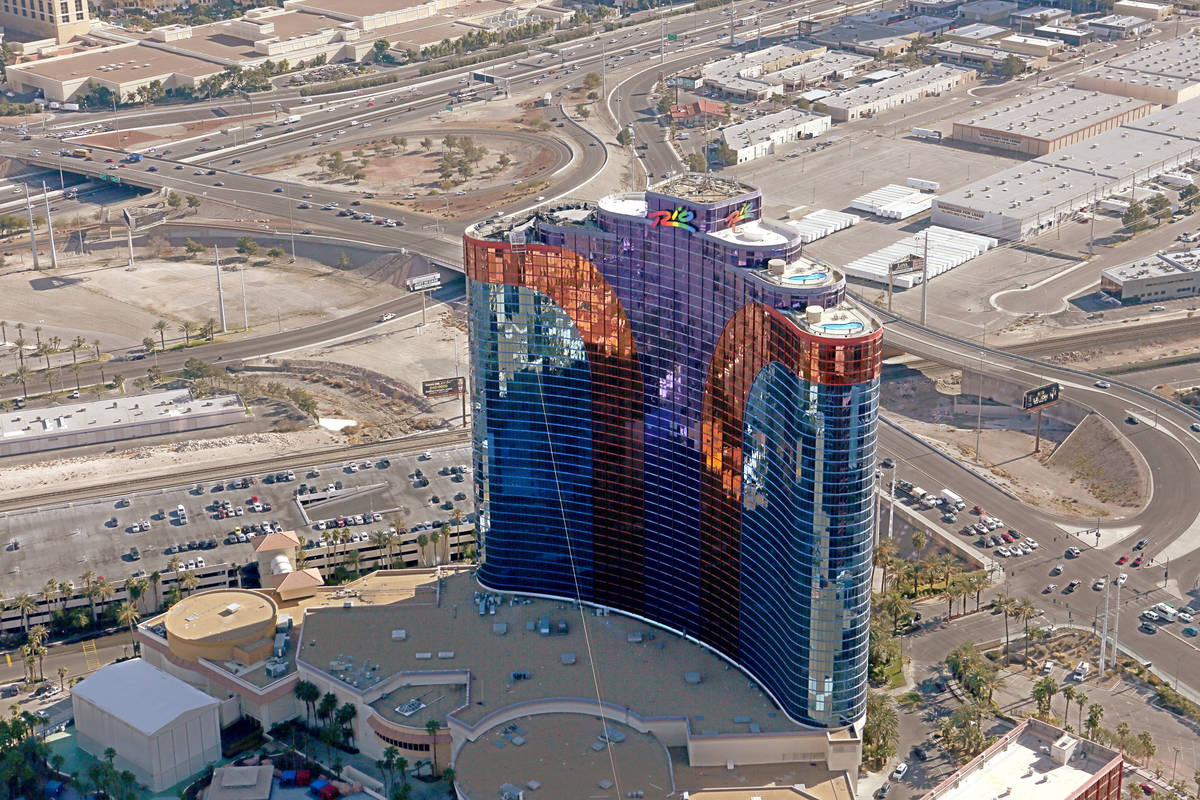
72, 659, 219, 736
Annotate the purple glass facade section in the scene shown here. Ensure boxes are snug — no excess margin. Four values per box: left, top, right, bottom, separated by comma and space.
468, 182, 878, 727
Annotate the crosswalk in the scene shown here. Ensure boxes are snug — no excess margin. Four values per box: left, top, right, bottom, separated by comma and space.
82, 640, 100, 672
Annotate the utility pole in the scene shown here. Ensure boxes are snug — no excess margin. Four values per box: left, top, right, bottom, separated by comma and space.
287, 187, 297, 263
920, 228, 929, 326
660, 12, 665, 66
887, 472, 895, 540
215, 247, 228, 334
1110, 577, 1121, 679
23, 184, 39, 270
1098, 575, 1110, 678
239, 265, 249, 332
974, 351, 983, 463
41, 181, 57, 269
729, 0, 735, 46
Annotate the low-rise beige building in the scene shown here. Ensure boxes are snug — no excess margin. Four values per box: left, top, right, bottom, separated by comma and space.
1112, 0, 1172, 19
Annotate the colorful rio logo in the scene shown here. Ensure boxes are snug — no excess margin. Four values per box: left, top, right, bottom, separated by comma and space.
724, 202, 754, 227
648, 206, 698, 233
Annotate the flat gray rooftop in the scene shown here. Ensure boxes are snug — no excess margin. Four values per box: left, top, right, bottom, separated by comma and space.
1103, 245, 1200, 281
0, 389, 242, 442
824, 64, 974, 109
936, 95, 1200, 217
1078, 34, 1200, 90
723, 108, 829, 150
954, 86, 1154, 141
299, 571, 806, 735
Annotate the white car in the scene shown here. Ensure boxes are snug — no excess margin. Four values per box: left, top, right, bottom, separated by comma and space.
997, 546, 1011, 557
1142, 609, 1161, 622
1178, 611, 1194, 623
1116, 572, 1128, 585
1019, 543, 1033, 554
1094, 577, 1107, 590
1094, 380, 1111, 389
1025, 538, 1039, 549
893, 763, 908, 780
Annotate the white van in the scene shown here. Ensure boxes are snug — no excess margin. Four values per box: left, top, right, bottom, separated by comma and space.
1153, 602, 1178, 622
1073, 661, 1090, 681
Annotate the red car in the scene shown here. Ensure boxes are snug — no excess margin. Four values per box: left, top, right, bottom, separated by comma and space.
104, 158, 114, 162
1141, 783, 1157, 795
972, 505, 984, 515
1132, 555, 1144, 567
1117, 555, 1129, 565
1002, 532, 1015, 542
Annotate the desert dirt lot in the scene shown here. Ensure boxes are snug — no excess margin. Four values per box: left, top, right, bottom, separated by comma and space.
0, 246, 401, 351
883, 371, 1148, 520
252, 131, 557, 198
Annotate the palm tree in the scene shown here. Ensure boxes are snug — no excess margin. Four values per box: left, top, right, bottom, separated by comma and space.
57, 665, 68, 692
180, 571, 200, 596
425, 719, 441, 777
874, 537, 898, 589
370, 530, 390, 568
149, 571, 162, 609
912, 529, 926, 556
126, 576, 148, 609
178, 320, 196, 345
92, 577, 114, 622
32, 325, 41, 347
92, 338, 102, 361
111, 373, 125, 393
36, 342, 52, 371
416, 533, 429, 566
12, 335, 26, 365
345, 549, 361, 576
0, 320, 7, 344
13, 593, 37, 635
1085, 702, 1103, 739
1137, 731, 1155, 767
1115, 721, 1131, 754
116, 602, 140, 651
1032, 676, 1058, 718
69, 362, 81, 393
13, 364, 31, 399
167, 555, 182, 575
939, 582, 958, 619
1074, 690, 1087, 730
1061, 685, 1076, 726
41, 579, 59, 616
152, 319, 169, 350
1016, 597, 1038, 665
294, 679, 320, 728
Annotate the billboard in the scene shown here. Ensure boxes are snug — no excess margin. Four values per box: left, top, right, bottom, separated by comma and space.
423, 377, 466, 398
889, 254, 924, 275
1022, 382, 1060, 410
406, 273, 441, 292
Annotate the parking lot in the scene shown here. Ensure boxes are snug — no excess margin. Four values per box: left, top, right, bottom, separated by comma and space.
0, 443, 472, 597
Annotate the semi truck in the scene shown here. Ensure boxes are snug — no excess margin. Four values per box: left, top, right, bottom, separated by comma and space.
940, 489, 965, 510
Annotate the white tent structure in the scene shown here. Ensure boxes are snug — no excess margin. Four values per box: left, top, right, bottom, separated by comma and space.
72, 658, 221, 791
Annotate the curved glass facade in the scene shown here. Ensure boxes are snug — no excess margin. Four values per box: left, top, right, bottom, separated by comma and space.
465, 176, 882, 729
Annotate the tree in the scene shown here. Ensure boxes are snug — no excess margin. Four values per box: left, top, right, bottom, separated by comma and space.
150, 320, 168, 351
1085, 703, 1104, 740
425, 719, 441, 777
582, 71, 602, 90
13, 365, 31, 399
235, 235, 259, 257
372, 39, 392, 62
116, 602, 140, 652
178, 320, 196, 346
912, 530, 927, 555
186, 195, 201, 212
267, 247, 284, 260
149, 571, 161, 609
167, 192, 182, 210
1000, 54, 1025, 79
13, 593, 36, 636
1115, 721, 1131, 754
338, 251, 351, 269
656, 95, 673, 116
57, 665, 68, 692
180, 571, 199, 596
1032, 675, 1058, 718
1074, 690, 1087, 731
1137, 731, 1156, 766
878, 588, 912, 635
1061, 685, 1076, 727
184, 238, 206, 256
1016, 596, 1038, 664
421, 136, 433, 151
616, 128, 633, 147
862, 691, 899, 767
684, 151, 707, 172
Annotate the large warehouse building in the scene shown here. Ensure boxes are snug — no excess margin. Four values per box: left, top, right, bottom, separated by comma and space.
823, 63, 977, 121
932, 96, 1200, 240
72, 659, 221, 791
1074, 34, 1200, 106
951, 86, 1159, 155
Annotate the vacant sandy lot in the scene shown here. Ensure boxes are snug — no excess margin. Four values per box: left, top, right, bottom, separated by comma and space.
0, 250, 396, 351
254, 132, 556, 197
